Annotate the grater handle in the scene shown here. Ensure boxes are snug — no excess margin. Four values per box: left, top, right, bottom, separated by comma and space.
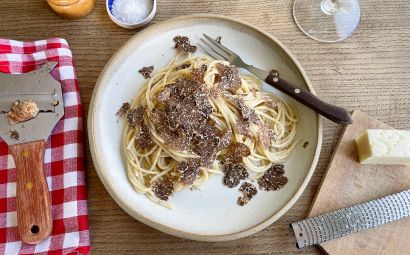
11, 140, 52, 244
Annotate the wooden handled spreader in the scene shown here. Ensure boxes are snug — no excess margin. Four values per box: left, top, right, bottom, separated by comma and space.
0, 62, 64, 244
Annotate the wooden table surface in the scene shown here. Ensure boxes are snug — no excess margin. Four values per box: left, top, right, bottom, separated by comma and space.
1, 0, 409, 254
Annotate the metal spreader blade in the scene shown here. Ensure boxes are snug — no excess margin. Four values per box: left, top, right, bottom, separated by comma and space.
0, 61, 64, 145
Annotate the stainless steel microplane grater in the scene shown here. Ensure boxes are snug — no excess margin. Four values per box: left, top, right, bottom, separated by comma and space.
0, 61, 64, 244
290, 189, 410, 249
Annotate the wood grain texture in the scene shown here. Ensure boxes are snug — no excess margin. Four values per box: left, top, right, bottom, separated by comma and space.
10, 140, 52, 244
308, 111, 410, 255
0, 0, 409, 254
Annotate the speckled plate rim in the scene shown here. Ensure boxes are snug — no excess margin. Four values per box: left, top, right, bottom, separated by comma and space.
88, 14, 323, 242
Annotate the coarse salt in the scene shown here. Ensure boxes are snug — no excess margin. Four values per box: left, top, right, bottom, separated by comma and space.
111, 0, 152, 24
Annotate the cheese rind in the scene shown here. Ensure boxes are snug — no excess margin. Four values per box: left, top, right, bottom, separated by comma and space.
355, 129, 410, 165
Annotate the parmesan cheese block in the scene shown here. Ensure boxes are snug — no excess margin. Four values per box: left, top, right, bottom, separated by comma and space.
355, 129, 410, 164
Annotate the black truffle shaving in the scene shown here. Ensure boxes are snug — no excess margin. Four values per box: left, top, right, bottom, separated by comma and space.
258, 164, 288, 191
222, 164, 249, 188
216, 63, 242, 92
173, 36, 197, 54
152, 179, 174, 201
221, 142, 251, 164
139, 66, 154, 79
177, 160, 201, 185
152, 78, 217, 161
237, 182, 257, 206
127, 106, 145, 129
117, 102, 130, 117
135, 124, 154, 150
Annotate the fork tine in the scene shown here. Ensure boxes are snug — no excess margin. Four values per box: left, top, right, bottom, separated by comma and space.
203, 34, 236, 56
198, 43, 227, 61
200, 38, 231, 60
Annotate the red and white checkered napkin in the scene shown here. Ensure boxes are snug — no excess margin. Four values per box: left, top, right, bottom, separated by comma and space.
0, 39, 90, 255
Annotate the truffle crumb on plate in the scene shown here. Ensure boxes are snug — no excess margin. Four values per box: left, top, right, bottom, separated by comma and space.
258, 164, 288, 191
237, 182, 257, 206
173, 36, 197, 54
138, 66, 154, 79
237, 195, 250, 206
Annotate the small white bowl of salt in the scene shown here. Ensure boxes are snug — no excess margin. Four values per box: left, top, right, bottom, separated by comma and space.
106, 0, 156, 29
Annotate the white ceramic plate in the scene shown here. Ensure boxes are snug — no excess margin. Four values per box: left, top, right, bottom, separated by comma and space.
88, 14, 322, 241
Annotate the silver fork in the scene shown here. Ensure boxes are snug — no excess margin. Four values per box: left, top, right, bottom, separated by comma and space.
199, 34, 352, 125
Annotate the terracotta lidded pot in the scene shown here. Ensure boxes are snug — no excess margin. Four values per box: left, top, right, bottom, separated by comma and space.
46, 0, 96, 19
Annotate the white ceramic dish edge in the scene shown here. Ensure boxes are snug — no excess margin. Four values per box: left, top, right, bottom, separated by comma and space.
88, 14, 323, 241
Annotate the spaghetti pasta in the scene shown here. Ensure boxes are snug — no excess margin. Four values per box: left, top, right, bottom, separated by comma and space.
122, 54, 299, 207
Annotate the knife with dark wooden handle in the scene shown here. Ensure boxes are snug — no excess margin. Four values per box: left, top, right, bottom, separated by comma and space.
265, 70, 353, 125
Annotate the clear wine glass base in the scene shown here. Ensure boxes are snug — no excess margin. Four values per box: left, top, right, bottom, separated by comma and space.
293, 0, 361, 43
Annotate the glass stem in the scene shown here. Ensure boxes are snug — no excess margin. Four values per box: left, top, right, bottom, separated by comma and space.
321, 0, 340, 14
